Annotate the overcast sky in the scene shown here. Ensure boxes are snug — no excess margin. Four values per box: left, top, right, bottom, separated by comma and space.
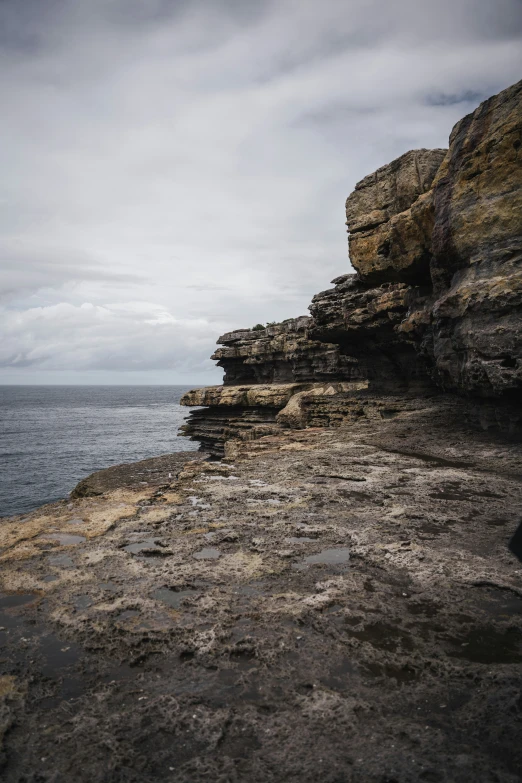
1, 0, 521, 385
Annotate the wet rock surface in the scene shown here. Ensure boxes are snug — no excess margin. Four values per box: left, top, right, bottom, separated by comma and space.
1, 398, 522, 782
71, 452, 208, 498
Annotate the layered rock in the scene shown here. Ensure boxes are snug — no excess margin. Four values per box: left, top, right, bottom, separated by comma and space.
212, 316, 361, 385
345, 148, 447, 284
180, 317, 366, 455
426, 79, 522, 397
314, 79, 522, 403
180, 384, 305, 456
310, 275, 434, 393
180, 381, 367, 456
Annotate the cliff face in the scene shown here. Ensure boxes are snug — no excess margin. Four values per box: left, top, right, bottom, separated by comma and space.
309, 275, 434, 393
181, 79, 522, 454
312, 79, 522, 401
213, 317, 361, 385
427, 79, 522, 397
181, 317, 366, 455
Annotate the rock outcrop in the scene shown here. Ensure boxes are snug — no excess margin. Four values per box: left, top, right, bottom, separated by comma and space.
314, 79, 522, 403
181, 318, 365, 455
345, 148, 447, 284
212, 317, 361, 385
426, 79, 522, 397
182, 79, 522, 455
180, 381, 367, 456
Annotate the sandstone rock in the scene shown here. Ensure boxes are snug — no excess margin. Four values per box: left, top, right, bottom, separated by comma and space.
179, 383, 310, 455
71, 452, 206, 498
310, 274, 434, 392
180, 382, 312, 409
179, 314, 366, 456
318, 80, 522, 401
346, 149, 447, 284
213, 316, 361, 385
180, 382, 368, 455
426, 79, 522, 397
431, 79, 522, 289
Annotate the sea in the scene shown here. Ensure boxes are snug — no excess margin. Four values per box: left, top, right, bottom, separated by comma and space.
0, 386, 199, 518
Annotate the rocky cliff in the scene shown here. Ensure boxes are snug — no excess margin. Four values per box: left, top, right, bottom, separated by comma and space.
182, 79, 522, 454
213, 316, 361, 385
181, 318, 366, 455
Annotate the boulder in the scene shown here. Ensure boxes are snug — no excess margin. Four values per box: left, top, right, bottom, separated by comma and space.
346, 149, 447, 284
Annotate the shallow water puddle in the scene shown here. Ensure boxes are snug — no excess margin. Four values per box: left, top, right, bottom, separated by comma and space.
285, 537, 317, 544
193, 547, 221, 560
0, 592, 85, 705
152, 587, 198, 609
99, 581, 120, 593
448, 626, 522, 664
187, 496, 211, 509
123, 538, 156, 554
0, 592, 40, 609
48, 554, 75, 568
294, 547, 350, 570
74, 595, 93, 610
123, 538, 169, 556
204, 530, 230, 541
44, 533, 86, 546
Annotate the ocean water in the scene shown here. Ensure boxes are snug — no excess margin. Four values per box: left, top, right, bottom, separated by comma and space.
0, 386, 199, 518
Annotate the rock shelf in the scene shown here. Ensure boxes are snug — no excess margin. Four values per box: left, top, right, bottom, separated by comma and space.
1, 398, 522, 781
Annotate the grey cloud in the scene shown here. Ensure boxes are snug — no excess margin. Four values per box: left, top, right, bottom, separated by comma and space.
424, 90, 488, 107
0, 242, 145, 301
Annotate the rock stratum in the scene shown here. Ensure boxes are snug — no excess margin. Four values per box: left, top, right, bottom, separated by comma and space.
1, 80, 521, 783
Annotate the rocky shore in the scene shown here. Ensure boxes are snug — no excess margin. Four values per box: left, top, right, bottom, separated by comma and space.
0, 80, 521, 782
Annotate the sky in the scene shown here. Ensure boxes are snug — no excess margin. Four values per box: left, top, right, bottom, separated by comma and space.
1, 0, 521, 385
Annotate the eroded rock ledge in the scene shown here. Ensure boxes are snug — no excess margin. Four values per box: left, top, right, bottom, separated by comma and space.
179, 382, 367, 456
213, 316, 362, 385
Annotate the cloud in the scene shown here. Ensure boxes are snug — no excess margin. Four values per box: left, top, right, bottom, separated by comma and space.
0, 0, 521, 382
0, 300, 224, 377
